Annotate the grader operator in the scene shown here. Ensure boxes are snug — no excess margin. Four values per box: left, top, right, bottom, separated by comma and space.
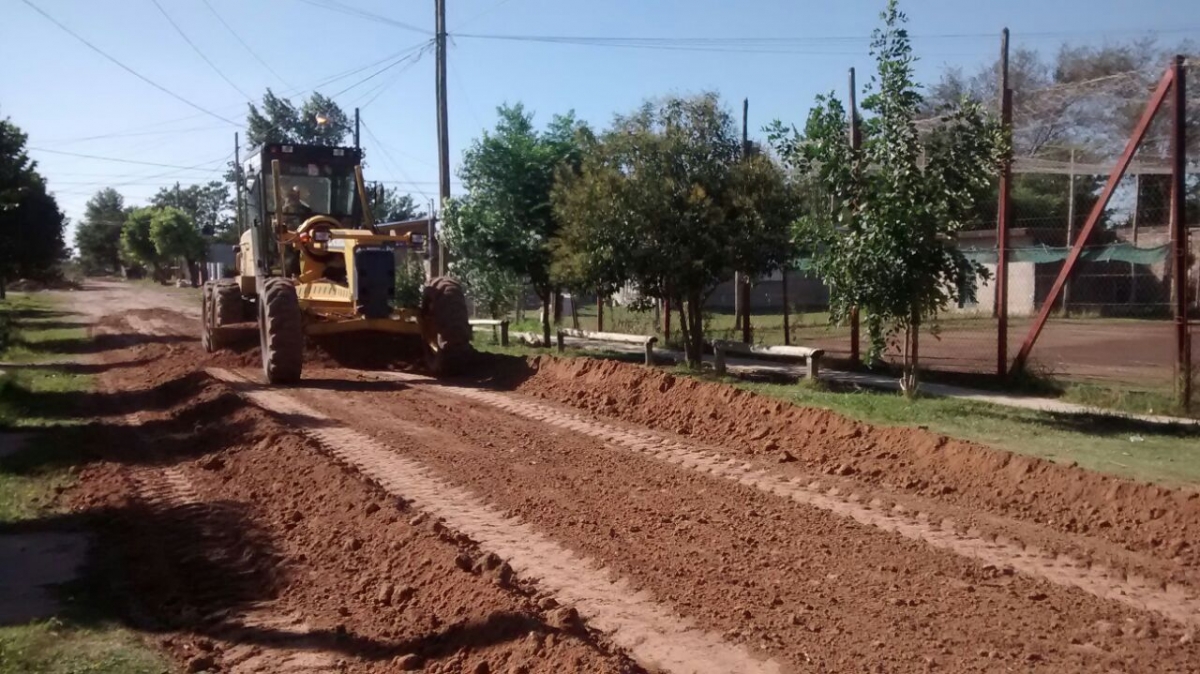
201, 143, 471, 384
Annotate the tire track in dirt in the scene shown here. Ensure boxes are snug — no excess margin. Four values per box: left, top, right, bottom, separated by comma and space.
207, 367, 784, 674
130, 468, 337, 673
374, 370, 1200, 630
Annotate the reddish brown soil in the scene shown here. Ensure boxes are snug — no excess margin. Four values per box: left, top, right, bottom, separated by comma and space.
46, 283, 1200, 673
513, 357, 1200, 580
282, 370, 1200, 671
62, 315, 641, 674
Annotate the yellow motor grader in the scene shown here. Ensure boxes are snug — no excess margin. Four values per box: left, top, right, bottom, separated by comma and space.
201, 143, 471, 384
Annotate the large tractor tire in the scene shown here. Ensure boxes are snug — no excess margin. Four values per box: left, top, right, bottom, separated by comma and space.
200, 282, 215, 353
258, 277, 303, 385
421, 276, 474, 376
214, 281, 242, 327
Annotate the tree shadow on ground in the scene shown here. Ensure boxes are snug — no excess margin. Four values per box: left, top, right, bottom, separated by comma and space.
0, 357, 157, 376
966, 404, 1200, 440
13, 333, 189, 356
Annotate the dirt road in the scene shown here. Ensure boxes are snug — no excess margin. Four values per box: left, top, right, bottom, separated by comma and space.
52, 281, 1200, 673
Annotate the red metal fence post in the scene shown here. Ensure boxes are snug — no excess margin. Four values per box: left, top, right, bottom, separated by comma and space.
1010, 66, 1176, 374
1171, 55, 1191, 410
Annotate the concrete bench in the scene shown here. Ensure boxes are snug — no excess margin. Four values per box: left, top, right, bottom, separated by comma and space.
711, 340, 824, 379
469, 319, 509, 346
557, 328, 659, 366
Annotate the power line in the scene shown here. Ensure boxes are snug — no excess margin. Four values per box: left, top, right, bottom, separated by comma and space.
152, 0, 253, 101
456, 0, 516, 30
452, 26, 1200, 54
360, 119, 431, 200
19, 0, 241, 126
296, 0, 430, 35
330, 41, 433, 99
358, 43, 435, 109
201, 0, 294, 89
29, 147, 232, 171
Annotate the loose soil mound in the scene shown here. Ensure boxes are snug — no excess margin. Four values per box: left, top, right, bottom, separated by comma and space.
65, 335, 642, 674
515, 357, 1200, 573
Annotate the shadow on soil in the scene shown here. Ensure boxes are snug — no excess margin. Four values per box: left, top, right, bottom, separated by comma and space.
13, 333, 189, 356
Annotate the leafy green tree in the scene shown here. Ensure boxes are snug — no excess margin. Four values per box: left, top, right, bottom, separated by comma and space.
773, 0, 1003, 393
368, 186, 425, 224
246, 90, 351, 147
150, 181, 233, 240
120, 207, 162, 279
553, 93, 797, 366
150, 207, 206, 285
74, 188, 128, 275
442, 103, 587, 345
0, 115, 67, 296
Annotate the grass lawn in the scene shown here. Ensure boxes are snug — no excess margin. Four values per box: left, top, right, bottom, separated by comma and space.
0, 292, 169, 673
478, 341, 1200, 489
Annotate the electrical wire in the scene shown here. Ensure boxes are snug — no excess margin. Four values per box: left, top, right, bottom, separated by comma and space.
296, 0, 429, 35
329, 41, 433, 99
455, 0, 516, 31
152, 0, 253, 101
358, 43, 434, 109
19, 0, 241, 126
201, 0, 294, 89
29, 147, 232, 172
360, 119, 431, 200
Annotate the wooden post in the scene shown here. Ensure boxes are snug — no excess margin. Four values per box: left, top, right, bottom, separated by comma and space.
997, 28, 1012, 379
663, 294, 671, 344
1130, 172, 1140, 305
781, 268, 791, 346
739, 97, 752, 344
500, 320, 509, 347
597, 294, 604, 332
1170, 55, 1190, 410
644, 338, 655, 366
556, 330, 565, 354
714, 343, 727, 375
848, 67, 862, 367
1062, 148, 1076, 315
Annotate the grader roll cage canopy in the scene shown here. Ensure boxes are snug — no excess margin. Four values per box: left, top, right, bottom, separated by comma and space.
201, 143, 472, 384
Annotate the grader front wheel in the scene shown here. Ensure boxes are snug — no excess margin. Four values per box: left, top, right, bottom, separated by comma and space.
421, 276, 474, 376
259, 277, 303, 385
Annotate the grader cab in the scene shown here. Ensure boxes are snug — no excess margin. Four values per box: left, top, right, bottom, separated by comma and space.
201, 143, 471, 384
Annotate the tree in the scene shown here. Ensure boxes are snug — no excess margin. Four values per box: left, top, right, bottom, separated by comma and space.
74, 188, 127, 275
150, 207, 206, 285
246, 90, 351, 147
553, 93, 798, 366
0, 115, 67, 296
772, 0, 1003, 394
442, 103, 586, 345
151, 181, 233, 240
368, 186, 425, 224
120, 207, 162, 279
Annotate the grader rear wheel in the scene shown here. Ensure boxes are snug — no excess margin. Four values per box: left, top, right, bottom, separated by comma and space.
259, 277, 303, 385
420, 276, 474, 376
200, 282, 215, 353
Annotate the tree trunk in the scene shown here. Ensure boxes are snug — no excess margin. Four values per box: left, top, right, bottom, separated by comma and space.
540, 293, 552, 349
680, 288, 705, 369
552, 289, 563, 325
0, 275, 6, 300
900, 314, 921, 397
570, 293, 580, 330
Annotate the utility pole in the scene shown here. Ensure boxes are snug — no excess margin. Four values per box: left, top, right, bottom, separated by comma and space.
434, 0, 451, 277
734, 98, 744, 345
1170, 54, 1190, 410
1063, 148, 1076, 314
848, 67, 862, 367
997, 28, 1013, 378
354, 107, 360, 151
233, 132, 243, 235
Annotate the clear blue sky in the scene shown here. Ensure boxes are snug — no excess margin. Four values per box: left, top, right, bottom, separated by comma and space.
2, 0, 1196, 244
